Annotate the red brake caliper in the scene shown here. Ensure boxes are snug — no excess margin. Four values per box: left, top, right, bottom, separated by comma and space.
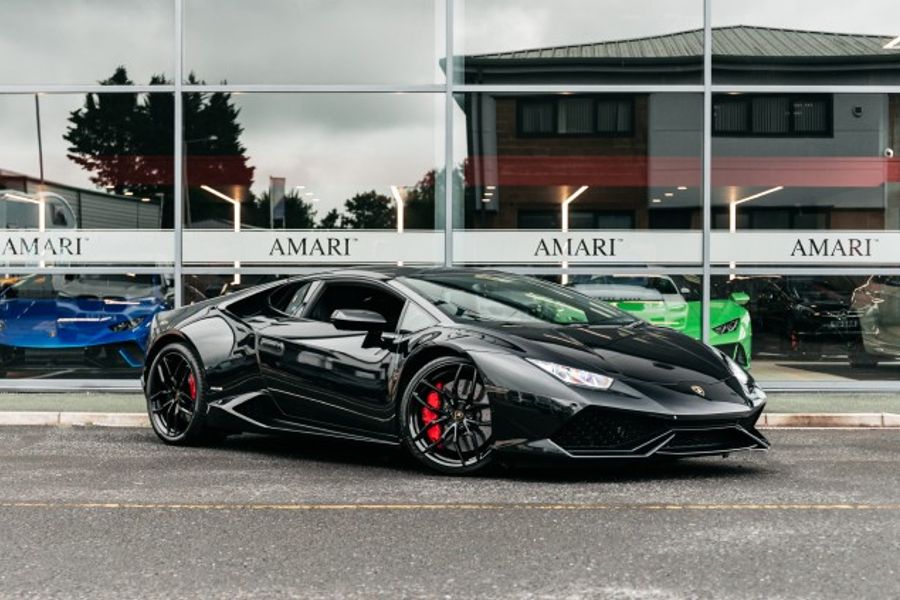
187, 372, 197, 401
421, 382, 443, 443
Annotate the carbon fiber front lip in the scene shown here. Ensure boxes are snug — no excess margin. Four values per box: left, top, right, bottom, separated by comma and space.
500, 424, 769, 459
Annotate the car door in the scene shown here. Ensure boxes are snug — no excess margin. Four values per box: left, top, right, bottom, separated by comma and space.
256, 278, 406, 439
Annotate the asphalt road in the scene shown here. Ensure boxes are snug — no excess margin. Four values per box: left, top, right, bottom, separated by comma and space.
0, 427, 898, 599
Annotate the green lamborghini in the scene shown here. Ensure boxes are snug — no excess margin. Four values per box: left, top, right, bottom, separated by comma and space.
569, 274, 752, 366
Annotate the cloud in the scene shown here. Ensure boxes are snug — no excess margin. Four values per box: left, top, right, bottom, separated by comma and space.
2, 0, 897, 217
0, 0, 173, 85
184, 0, 445, 85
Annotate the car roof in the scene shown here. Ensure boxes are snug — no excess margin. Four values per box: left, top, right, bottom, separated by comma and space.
313, 266, 502, 281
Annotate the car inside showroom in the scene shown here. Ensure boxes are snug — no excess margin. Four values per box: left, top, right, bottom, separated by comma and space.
0, 0, 899, 391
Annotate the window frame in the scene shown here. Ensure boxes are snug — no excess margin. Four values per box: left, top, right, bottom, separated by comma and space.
516, 95, 635, 138
712, 93, 834, 138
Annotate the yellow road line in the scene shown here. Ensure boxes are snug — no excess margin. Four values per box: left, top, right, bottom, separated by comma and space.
1, 501, 899, 512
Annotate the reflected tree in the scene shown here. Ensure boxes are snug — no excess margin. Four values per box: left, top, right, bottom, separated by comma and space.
318, 208, 346, 229
248, 189, 317, 229
341, 190, 396, 229
64, 67, 254, 229
65, 67, 173, 220
183, 73, 254, 227
403, 169, 436, 230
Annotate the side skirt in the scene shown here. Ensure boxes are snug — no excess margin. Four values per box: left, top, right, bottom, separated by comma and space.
207, 391, 400, 447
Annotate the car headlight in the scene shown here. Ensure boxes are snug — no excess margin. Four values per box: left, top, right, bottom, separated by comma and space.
720, 352, 765, 403
724, 354, 750, 386
109, 317, 146, 332
526, 358, 615, 390
713, 318, 739, 335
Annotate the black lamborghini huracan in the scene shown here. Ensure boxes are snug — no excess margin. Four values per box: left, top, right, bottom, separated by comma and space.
142, 268, 769, 474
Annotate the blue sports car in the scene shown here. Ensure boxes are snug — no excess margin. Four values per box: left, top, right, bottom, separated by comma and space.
0, 273, 170, 373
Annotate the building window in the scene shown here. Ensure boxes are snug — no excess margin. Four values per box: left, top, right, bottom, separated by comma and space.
712, 94, 832, 137
518, 96, 634, 136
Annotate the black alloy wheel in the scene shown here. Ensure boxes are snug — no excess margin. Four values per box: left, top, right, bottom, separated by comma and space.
145, 343, 216, 444
401, 357, 494, 474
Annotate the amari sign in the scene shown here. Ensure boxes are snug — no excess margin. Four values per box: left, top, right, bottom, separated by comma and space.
2, 235, 88, 258
183, 231, 444, 264
0, 231, 173, 264
453, 231, 701, 264
711, 232, 892, 264
268, 236, 359, 258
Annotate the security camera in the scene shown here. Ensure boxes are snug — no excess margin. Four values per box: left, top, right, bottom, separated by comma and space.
885, 148, 895, 158
852, 106, 864, 118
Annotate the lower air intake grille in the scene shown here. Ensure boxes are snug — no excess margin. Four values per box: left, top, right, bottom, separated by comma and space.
661, 428, 756, 453
551, 408, 669, 453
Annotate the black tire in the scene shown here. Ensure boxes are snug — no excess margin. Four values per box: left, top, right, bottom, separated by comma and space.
145, 342, 220, 445
400, 356, 494, 475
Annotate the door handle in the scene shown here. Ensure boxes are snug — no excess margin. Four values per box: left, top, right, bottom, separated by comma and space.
258, 338, 285, 356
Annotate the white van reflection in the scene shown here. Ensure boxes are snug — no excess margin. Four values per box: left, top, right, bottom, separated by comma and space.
0, 190, 77, 230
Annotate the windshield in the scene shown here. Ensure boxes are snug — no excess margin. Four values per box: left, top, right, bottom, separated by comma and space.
570, 275, 679, 295
4, 274, 164, 301
785, 276, 857, 302
400, 272, 634, 326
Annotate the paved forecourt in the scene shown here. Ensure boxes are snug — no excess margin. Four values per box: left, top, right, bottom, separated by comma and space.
0, 427, 898, 598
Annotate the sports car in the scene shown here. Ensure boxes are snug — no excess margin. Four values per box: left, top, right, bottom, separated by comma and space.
142, 268, 769, 474
719, 275, 862, 360
0, 273, 169, 374
569, 274, 753, 366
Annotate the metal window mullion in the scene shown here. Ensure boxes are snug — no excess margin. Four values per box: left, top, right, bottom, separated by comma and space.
444, 0, 454, 266
710, 266, 900, 276
711, 84, 900, 94
173, 0, 184, 307
182, 84, 444, 93
0, 85, 176, 94
454, 84, 704, 94
701, 0, 712, 345
494, 266, 706, 276
0, 266, 176, 275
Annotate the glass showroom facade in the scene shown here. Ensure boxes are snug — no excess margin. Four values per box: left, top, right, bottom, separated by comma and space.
1, 0, 899, 390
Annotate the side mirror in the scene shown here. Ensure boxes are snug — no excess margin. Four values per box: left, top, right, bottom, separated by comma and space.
730, 291, 750, 306
331, 308, 389, 332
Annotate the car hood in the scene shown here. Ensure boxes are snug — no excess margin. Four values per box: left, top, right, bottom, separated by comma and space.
468, 321, 733, 386
0, 297, 163, 348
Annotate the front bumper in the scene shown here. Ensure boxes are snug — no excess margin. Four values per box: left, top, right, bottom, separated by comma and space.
495, 404, 768, 459
470, 351, 768, 460
0, 341, 146, 369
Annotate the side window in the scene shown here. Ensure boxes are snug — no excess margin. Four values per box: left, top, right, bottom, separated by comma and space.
398, 302, 438, 334
283, 282, 313, 317
652, 278, 677, 295
307, 282, 405, 331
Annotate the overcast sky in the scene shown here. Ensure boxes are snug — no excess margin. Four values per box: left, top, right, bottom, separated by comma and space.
1, 0, 898, 219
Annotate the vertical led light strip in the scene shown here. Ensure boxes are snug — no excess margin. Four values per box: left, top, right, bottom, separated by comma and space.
391, 185, 405, 266
200, 186, 242, 284
560, 185, 589, 285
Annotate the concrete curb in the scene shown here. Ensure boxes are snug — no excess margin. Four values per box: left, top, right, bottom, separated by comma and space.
0, 412, 149, 428
762, 413, 900, 428
0, 412, 898, 429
